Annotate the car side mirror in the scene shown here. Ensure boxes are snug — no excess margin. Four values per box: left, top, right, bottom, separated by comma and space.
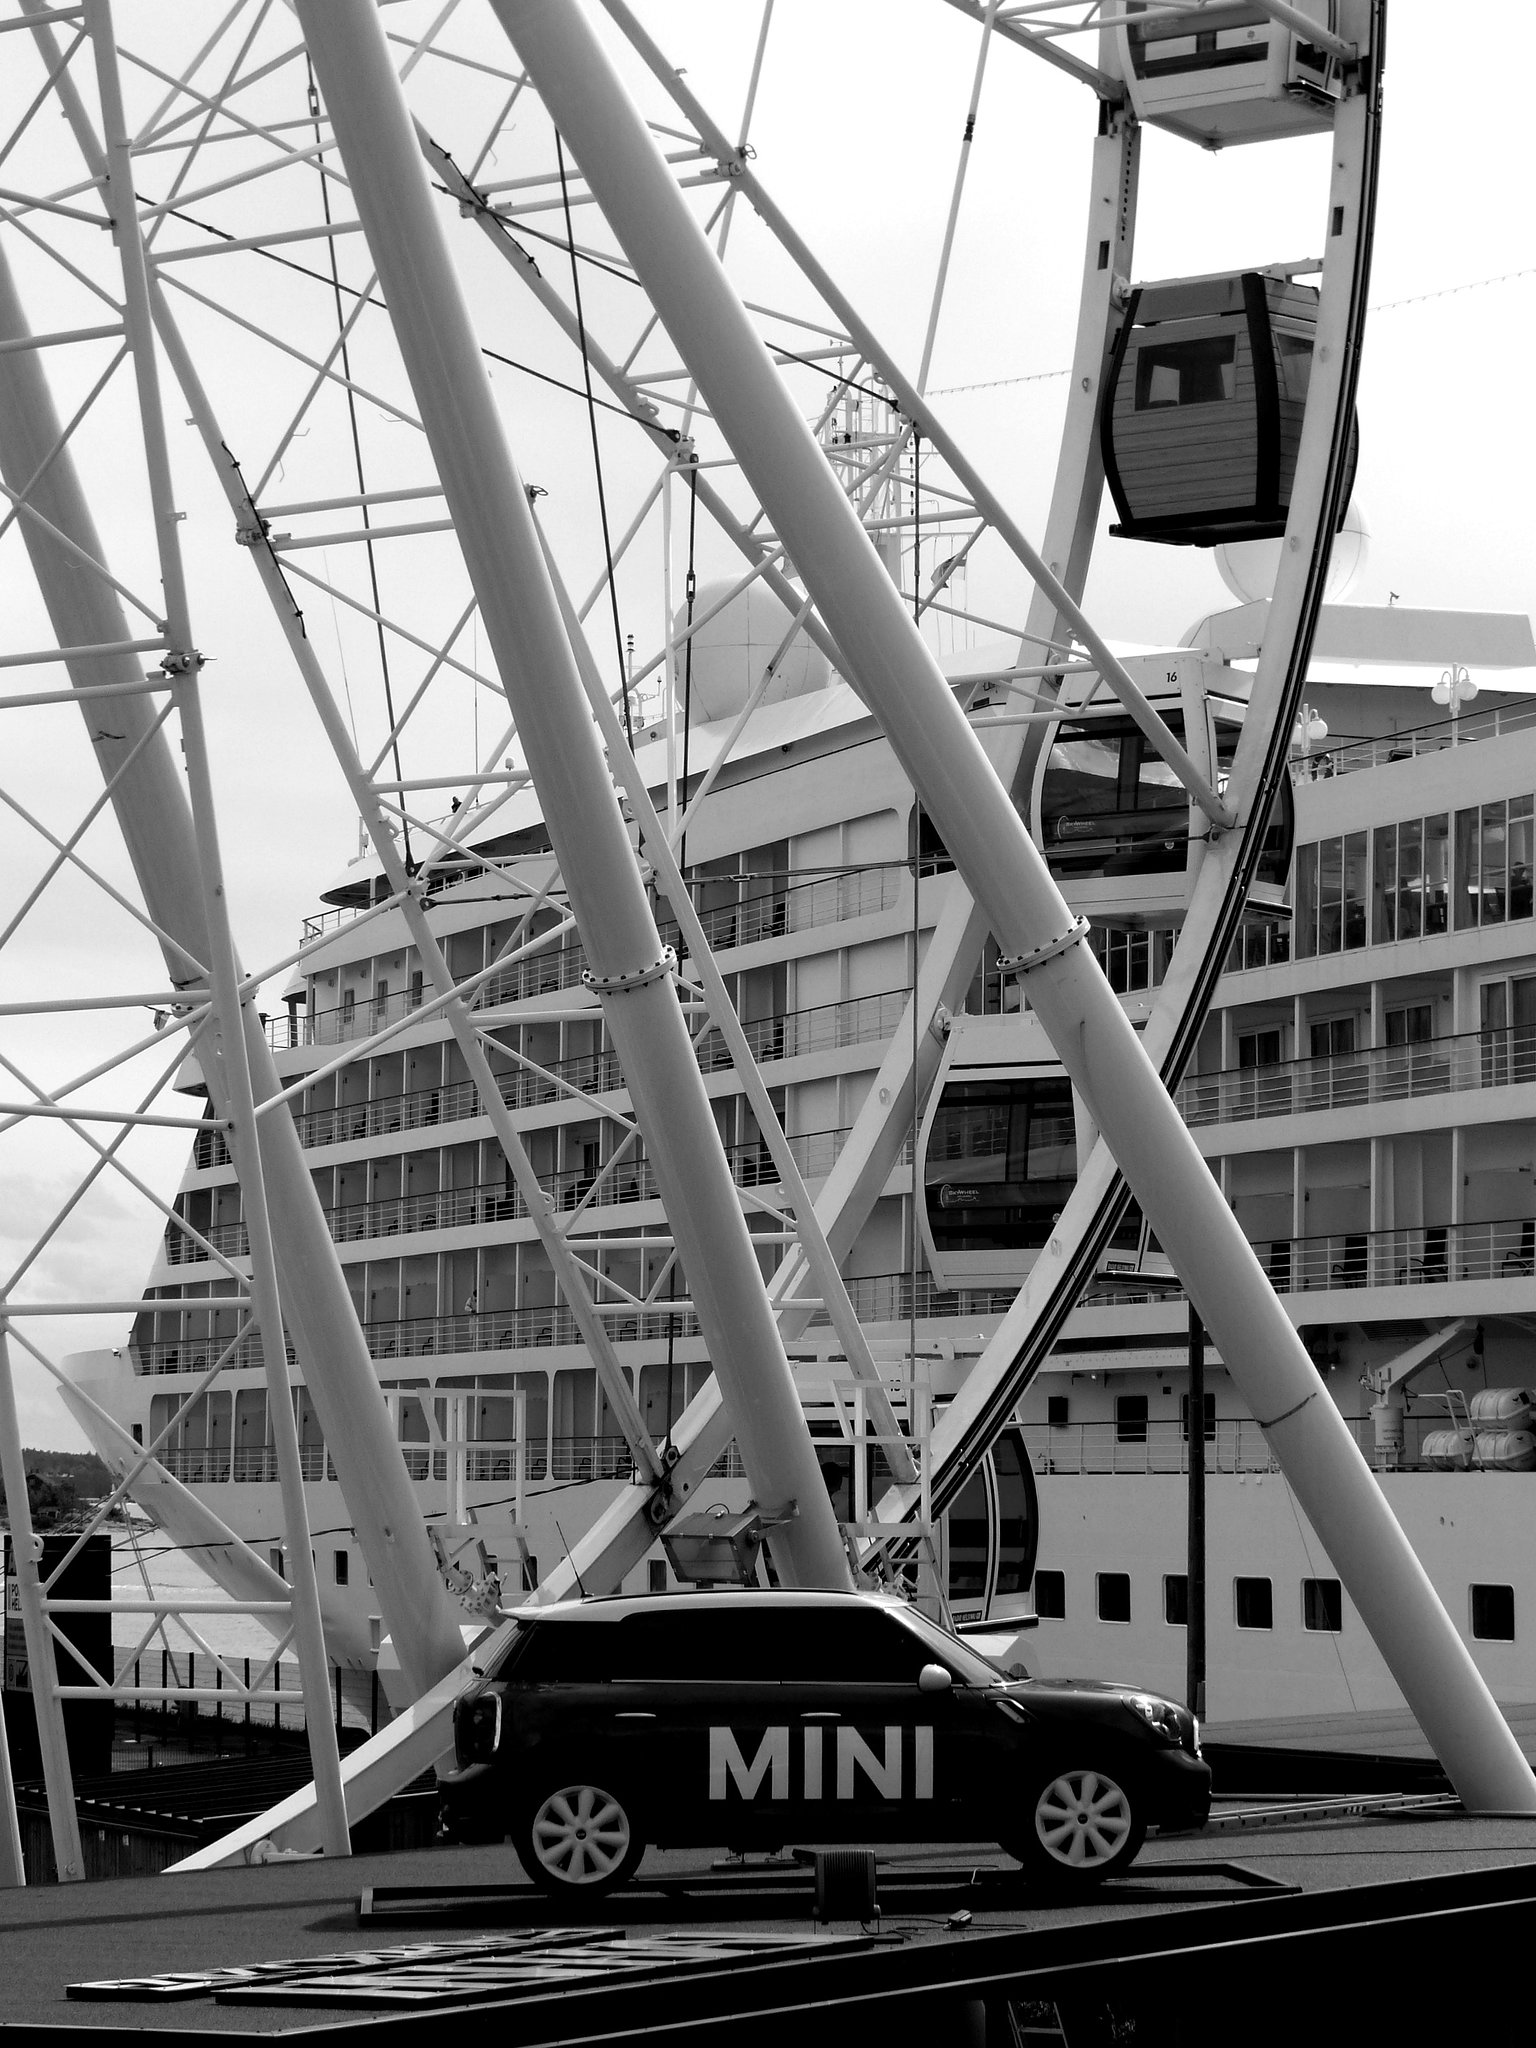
917, 1663, 952, 1694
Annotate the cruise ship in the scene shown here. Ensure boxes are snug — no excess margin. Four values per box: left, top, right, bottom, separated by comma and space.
62, 576, 1536, 1725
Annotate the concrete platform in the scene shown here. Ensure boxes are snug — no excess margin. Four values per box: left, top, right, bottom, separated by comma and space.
5, 1815, 1536, 2037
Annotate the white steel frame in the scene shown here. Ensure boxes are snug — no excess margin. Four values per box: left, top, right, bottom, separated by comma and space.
4, 0, 1532, 1874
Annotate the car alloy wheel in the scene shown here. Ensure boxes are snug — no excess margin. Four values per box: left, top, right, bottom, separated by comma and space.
525, 1780, 640, 1893
1029, 1768, 1140, 1877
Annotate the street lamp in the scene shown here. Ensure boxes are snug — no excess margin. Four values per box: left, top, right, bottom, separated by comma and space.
1432, 663, 1478, 743
1293, 702, 1328, 773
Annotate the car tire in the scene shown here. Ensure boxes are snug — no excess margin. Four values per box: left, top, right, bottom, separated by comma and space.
513, 1774, 646, 1898
1007, 1765, 1145, 1888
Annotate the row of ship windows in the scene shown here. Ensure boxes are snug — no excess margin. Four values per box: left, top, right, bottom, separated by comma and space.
1294, 794, 1536, 960
1032, 1570, 1519, 1642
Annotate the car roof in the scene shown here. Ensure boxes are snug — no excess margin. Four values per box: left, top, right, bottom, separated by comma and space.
514, 1589, 916, 1625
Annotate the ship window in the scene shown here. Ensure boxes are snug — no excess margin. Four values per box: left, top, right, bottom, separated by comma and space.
1034, 1569, 1065, 1619
1454, 797, 1535, 929
1047, 1395, 1069, 1428
1317, 836, 1343, 953
1294, 842, 1318, 959
1309, 1016, 1355, 1060
1097, 1573, 1131, 1624
1238, 1029, 1281, 1068
1344, 831, 1368, 948
1385, 1004, 1433, 1046
334, 1550, 349, 1588
1115, 1395, 1148, 1444
1164, 1574, 1188, 1627
1234, 1577, 1273, 1630
1424, 814, 1450, 932
1134, 334, 1236, 410
1372, 824, 1397, 943
1512, 795, 1534, 918
1397, 818, 1425, 938
648, 1560, 666, 1593
1471, 1584, 1515, 1642
1302, 1578, 1341, 1632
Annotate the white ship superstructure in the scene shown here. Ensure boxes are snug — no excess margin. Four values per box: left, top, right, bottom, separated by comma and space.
67, 615, 1536, 1721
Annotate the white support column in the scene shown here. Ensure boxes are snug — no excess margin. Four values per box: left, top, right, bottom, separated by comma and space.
296, 0, 850, 1591
85, 4, 348, 1852
0, 1323, 82, 1881
494, 0, 1535, 1811
0, 228, 466, 1704
0, 1681, 23, 1888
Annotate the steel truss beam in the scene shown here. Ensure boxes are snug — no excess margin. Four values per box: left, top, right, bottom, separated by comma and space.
295, 0, 851, 1592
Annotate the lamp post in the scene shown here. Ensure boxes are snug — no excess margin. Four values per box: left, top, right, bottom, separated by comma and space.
1293, 703, 1328, 777
1433, 663, 1478, 744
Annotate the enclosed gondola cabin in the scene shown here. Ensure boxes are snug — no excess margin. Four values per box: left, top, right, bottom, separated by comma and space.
1101, 270, 1357, 548
1108, 2, 1346, 149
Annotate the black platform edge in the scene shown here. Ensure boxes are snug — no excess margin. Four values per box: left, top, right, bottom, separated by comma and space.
18, 1855, 1536, 2045
354, 1856, 1296, 1927
1203, 1741, 1453, 1798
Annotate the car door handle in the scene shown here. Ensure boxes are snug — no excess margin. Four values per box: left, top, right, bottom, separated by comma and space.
799, 1712, 840, 1721
614, 1711, 656, 1720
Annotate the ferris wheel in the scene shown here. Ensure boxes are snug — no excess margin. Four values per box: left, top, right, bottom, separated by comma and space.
2, 0, 1530, 1880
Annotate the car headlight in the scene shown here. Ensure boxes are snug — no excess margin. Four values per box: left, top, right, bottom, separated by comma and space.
1121, 1692, 1189, 1747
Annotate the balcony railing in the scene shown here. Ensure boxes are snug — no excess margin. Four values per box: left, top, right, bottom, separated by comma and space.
1178, 1027, 1536, 1129
1020, 1413, 1521, 1477
165, 1128, 862, 1266
1023, 1419, 1279, 1476
273, 865, 904, 1051
1302, 698, 1536, 779
130, 1214, 1536, 1375
288, 989, 905, 1150
156, 1433, 747, 1486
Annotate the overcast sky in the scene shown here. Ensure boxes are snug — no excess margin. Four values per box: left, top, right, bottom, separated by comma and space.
4, 2, 1533, 1449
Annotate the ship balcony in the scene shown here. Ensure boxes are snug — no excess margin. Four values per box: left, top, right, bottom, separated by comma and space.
133, 1208, 1536, 1381
242, 987, 909, 1164
273, 863, 902, 1051
141, 1437, 748, 1486
1178, 1027, 1536, 1135
1020, 1415, 1491, 1480
1295, 697, 1536, 780
165, 1126, 894, 1267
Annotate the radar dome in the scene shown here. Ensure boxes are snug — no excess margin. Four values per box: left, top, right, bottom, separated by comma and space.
1216, 500, 1370, 606
679, 578, 830, 725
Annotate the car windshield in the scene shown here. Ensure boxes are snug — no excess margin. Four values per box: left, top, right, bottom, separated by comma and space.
893, 1605, 1008, 1688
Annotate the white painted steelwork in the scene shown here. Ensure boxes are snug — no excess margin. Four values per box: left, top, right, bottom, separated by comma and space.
489, 0, 1535, 1813
294, 0, 851, 1593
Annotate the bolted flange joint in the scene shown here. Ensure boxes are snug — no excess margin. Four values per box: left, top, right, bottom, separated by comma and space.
997, 915, 1091, 979
582, 945, 678, 997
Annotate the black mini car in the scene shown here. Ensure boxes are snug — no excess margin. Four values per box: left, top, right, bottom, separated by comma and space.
441, 1590, 1209, 1896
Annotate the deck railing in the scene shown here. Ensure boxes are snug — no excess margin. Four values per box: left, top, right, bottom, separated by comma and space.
1178, 1027, 1536, 1129
283, 987, 903, 1152
273, 865, 903, 1051
168, 1127, 862, 1265
138, 1213, 1536, 1375
154, 1434, 745, 1486
1299, 698, 1536, 780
